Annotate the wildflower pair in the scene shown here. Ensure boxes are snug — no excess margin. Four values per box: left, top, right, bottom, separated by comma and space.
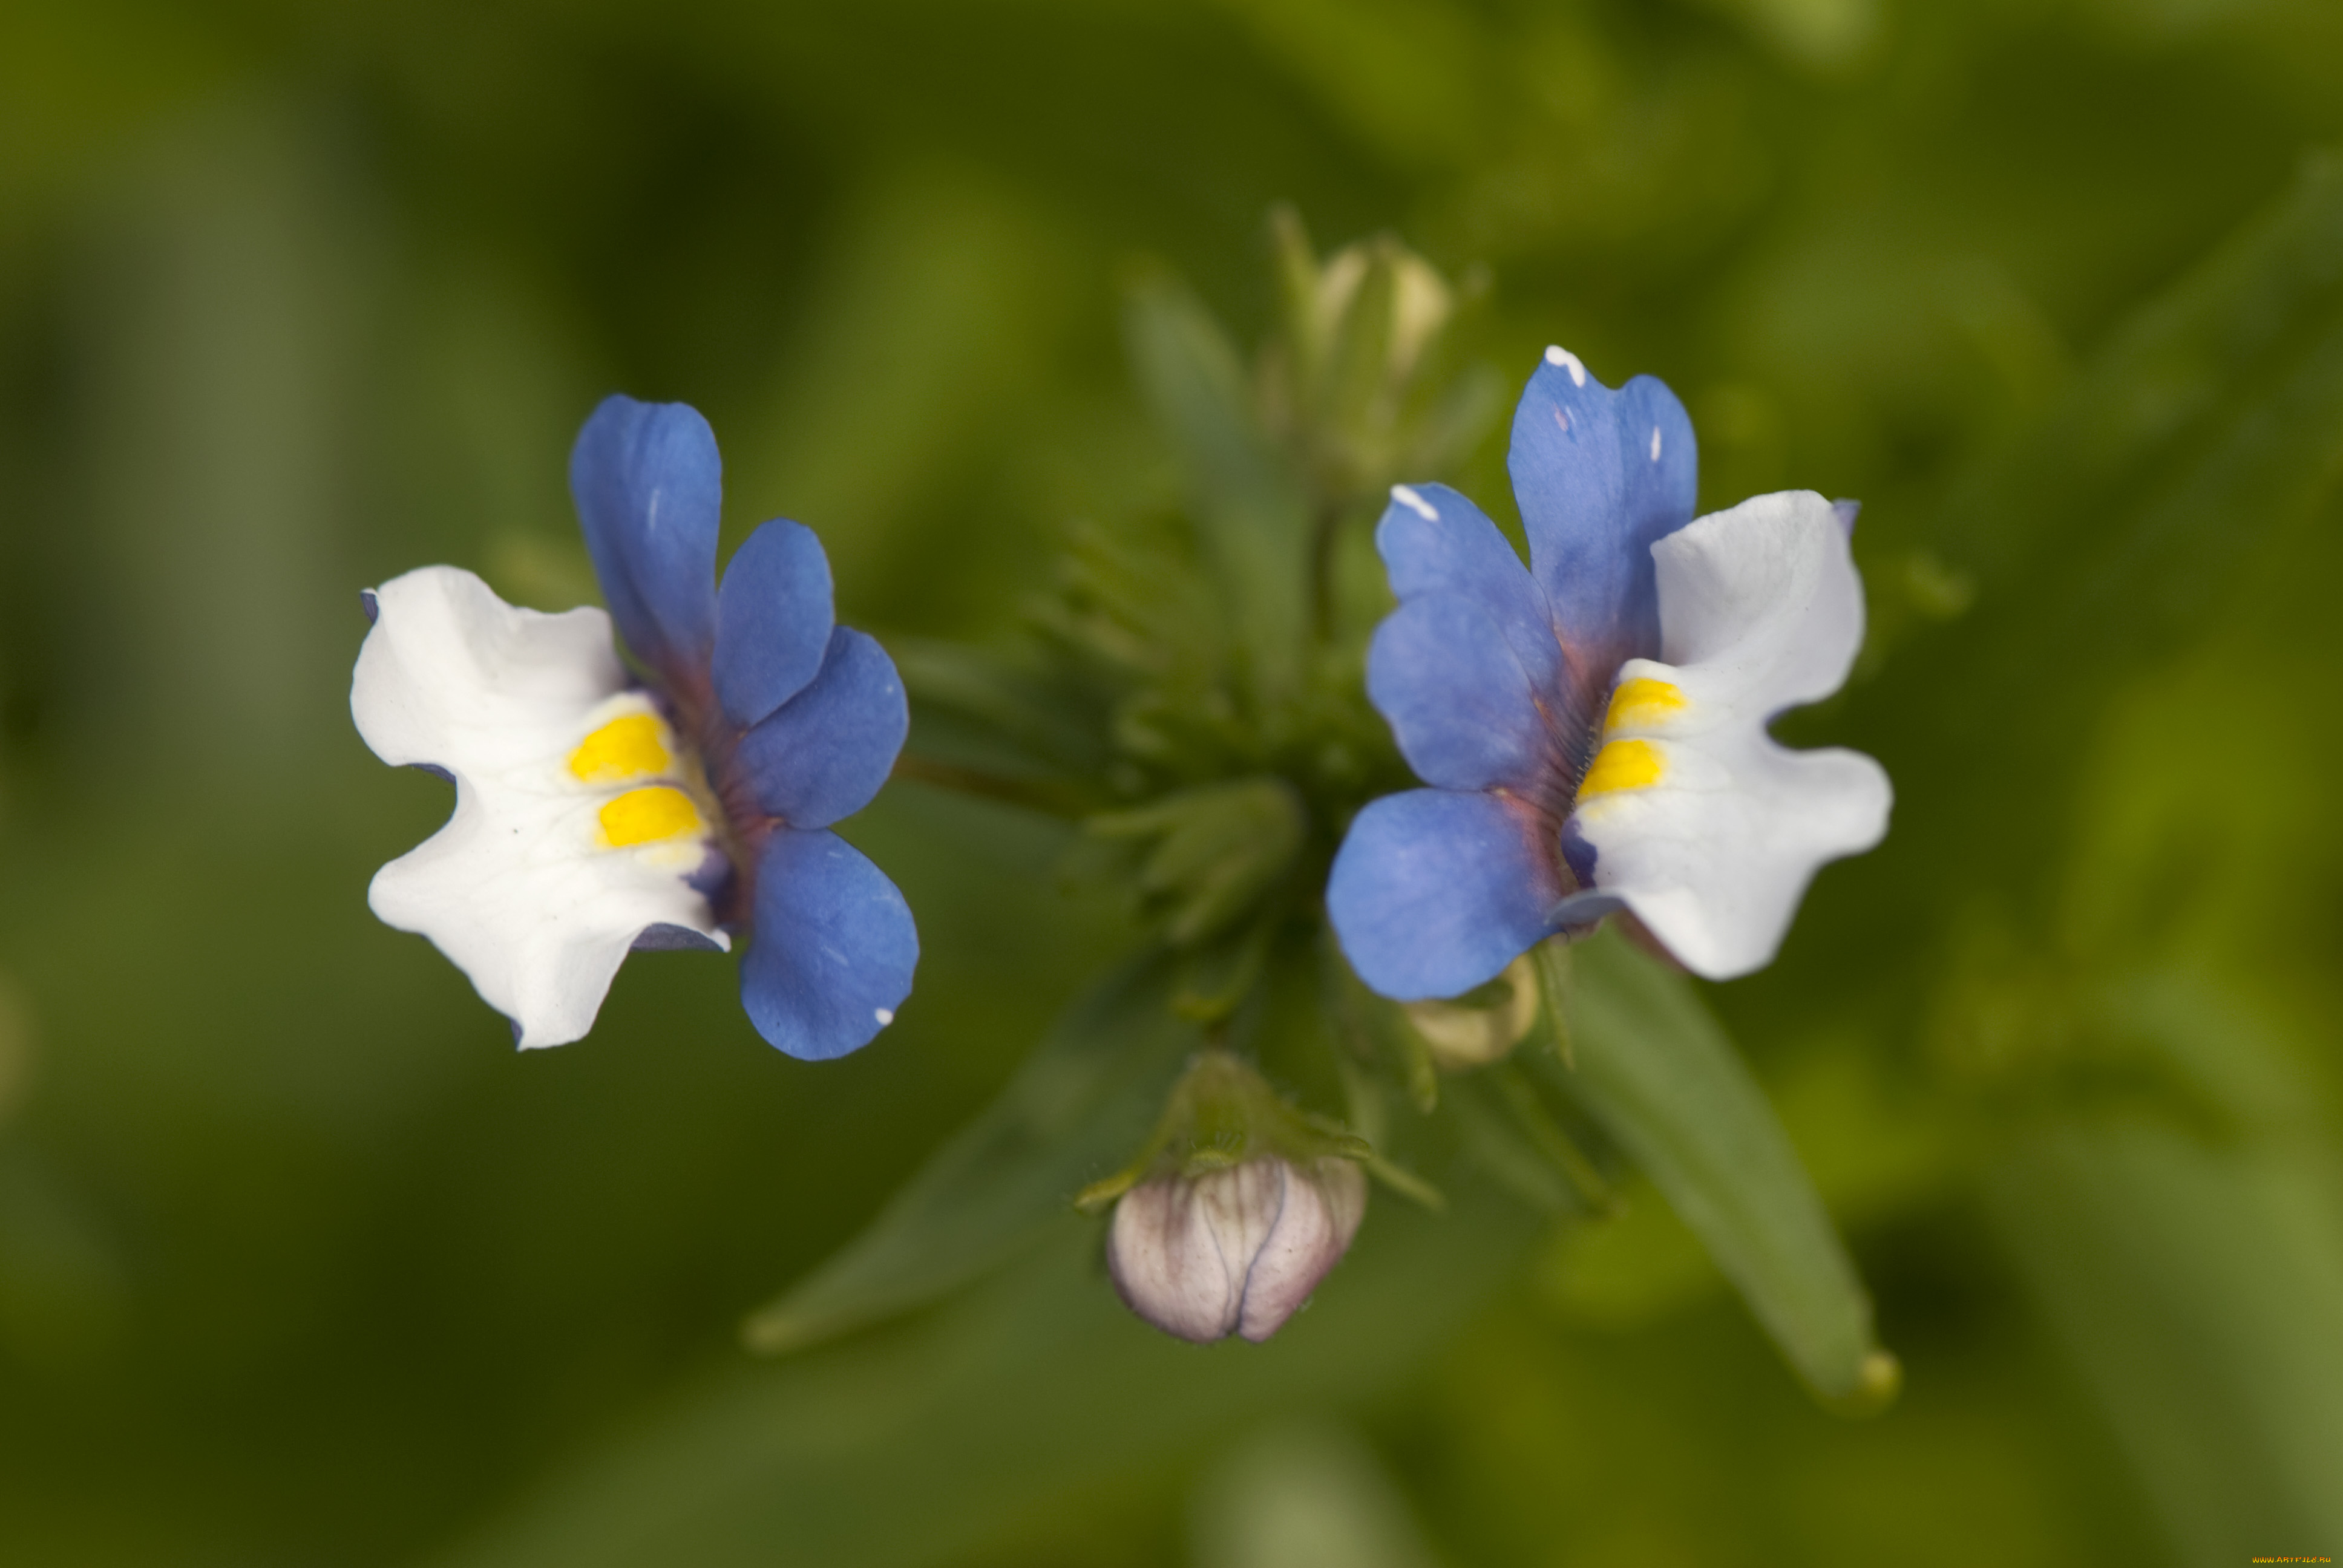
353, 350, 1887, 1344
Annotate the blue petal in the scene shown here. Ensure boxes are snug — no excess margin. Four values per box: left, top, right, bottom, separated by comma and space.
1375, 483, 1562, 695
632, 923, 727, 952
568, 395, 722, 675
1326, 789, 1562, 1002
733, 627, 907, 830
1506, 352, 1697, 714
1366, 593, 1554, 794
741, 828, 917, 1060
714, 518, 836, 729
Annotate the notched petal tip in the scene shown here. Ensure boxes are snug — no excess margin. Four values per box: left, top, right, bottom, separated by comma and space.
1372, 480, 1562, 701
1505, 351, 1699, 724
1388, 483, 1443, 526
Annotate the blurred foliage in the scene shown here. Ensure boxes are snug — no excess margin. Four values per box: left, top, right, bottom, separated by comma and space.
1, 1, 2341, 1565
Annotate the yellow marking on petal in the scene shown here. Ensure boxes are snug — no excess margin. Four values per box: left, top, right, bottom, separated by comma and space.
598, 786, 704, 847
1604, 677, 1686, 733
569, 713, 672, 783
1577, 739, 1665, 800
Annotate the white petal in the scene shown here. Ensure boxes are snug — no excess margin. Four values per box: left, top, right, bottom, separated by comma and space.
352, 567, 727, 1049
1235, 1158, 1366, 1342
1562, 492, 1890, 979
1107, 1165, 1273, 1342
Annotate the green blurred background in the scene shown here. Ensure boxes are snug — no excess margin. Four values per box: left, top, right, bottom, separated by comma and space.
3, 1, 2341, 1563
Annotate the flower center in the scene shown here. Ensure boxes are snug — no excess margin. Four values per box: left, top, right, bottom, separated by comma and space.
1574, 676, 1685, 802
567, 708, 719, 852
1603, 676, 1686, 730
569, 713, 672, 782
1578, 738, 1664, 798
598, 786, 706, 846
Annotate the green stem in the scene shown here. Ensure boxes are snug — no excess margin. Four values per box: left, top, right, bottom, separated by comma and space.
1306, 495, 1346, 643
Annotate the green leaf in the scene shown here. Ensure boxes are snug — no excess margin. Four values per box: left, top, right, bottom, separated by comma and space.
1987, 1121, 2343, 1560
890, 634, 1108, 783
1539, 929, 1896, 1411
1981, 970, 2343, 1563
1121, 267, 1312, 702
1859, 153, 2343, 921
742, 951, 1199, 1354
1441, 1071, 1580, 1215
1169, 919, 1276, 1023
1935, 151, 2343, 604
445, 1186, 1544, 1568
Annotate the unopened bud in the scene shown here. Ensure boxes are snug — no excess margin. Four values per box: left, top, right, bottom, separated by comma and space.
1403, 952, 1541, 1071
1108, 1156, 1366, 1343
1306, 240, 1455, 393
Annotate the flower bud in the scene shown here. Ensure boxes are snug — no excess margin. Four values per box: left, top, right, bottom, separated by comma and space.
1402, 952, 1541, 1071
1257, 207, 1497, 514
1107, 1156, 1366, 1343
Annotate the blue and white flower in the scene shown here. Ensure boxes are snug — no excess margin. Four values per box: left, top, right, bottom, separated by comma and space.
352, 395, 916, 1057
1327, 348, 1890, 998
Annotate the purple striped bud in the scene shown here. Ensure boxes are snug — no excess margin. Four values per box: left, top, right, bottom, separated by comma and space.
1106, 1156, 1367, 1344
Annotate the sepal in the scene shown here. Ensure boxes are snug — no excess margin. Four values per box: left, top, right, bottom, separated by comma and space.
1076, 1049, 1370, 1210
